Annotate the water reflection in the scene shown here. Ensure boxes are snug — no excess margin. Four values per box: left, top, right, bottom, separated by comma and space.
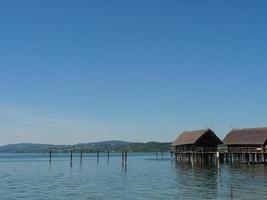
174, 163, 221, 199
0, 153, 266, 200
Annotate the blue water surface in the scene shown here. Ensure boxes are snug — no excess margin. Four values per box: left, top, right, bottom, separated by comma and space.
0, 153, 266, 200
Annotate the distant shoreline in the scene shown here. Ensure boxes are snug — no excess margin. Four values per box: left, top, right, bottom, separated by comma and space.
0, 141, 171, 153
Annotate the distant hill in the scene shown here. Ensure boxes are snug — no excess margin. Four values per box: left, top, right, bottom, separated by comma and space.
0, 143, 67, 153
0, 141, 171, 153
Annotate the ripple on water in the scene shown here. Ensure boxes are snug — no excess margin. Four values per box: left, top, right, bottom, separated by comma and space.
0, 153, 266, 200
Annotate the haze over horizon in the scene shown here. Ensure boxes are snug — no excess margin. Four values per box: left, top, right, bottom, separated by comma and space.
1, 1, 267, 145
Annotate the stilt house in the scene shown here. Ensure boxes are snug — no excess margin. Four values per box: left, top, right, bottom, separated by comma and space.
172, 129, 223, 153
223, 128, 267, 153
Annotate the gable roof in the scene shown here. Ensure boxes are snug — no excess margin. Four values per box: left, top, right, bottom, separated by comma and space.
172, 129, 212, 146
223, 128, 267, 145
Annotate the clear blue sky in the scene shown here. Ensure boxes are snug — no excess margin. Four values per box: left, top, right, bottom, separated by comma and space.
0, 0, 267, 145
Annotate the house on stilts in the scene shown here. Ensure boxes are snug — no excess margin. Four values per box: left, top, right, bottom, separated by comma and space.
171, 129, 223, 163
223, 128, 267, 163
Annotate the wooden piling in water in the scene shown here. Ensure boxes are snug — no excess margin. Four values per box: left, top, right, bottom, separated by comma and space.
97, 151, 99, 163
70, 150, 73, 167
122, 152, 124, 163
80, 151, 83, 163
216, 151, 221, 169
49, 151, 52, 163
124, 151, 127, 163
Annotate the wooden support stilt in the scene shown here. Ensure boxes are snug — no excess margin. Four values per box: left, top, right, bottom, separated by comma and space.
191, 153, 194, 165
49, 151, 52, 163
121, 151, 127, 171
170, 152, 173, 159
255, 153, 257, 163
70, 150, 73, 167
97, 151, 99, 163
125, 151, 127, 163
216, 151, 220, 169
122, 152, 124, 163
80, 151, 83, 163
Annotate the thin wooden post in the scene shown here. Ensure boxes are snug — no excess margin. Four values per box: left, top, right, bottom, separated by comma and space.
122, 152, 124, 163
255, 153, 257, 162
70, 150, 73, 161
190, 153, 193, 165
107, 151, 110, 160
97, 151, 99, 163
124, 151, 127, 163
70, 150, 73, 167
216, 151, 220, 169
80, 151, 83, 163
156, 152, 158, 159
49, 151, 52, 163
170, 152, 173, 159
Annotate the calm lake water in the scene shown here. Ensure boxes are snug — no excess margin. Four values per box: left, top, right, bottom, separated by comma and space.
0, 153, 266, 200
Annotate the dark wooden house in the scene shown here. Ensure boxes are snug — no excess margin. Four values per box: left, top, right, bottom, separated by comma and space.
172, 129, 223, 153
171, 129, 223, 163
223, 128, 267, 152
223, 128, 267, 163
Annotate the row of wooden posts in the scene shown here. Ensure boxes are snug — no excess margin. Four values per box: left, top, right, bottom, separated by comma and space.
174, 151, 267, 166
175, 152, 220, 164
49, 151, 169, 164
49, 150, 267, 166
223, 152, 267, 164
49, 151, 127, 164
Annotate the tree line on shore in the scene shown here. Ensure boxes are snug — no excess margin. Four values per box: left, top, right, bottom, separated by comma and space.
0, 141, 171, 153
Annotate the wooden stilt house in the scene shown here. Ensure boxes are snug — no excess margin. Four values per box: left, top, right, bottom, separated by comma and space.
172, 129, 223, 153
171, 129, 223, 163
223, 128, 267, 163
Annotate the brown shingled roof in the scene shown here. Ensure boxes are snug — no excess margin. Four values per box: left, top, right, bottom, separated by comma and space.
223, 128, 267, 145
172, 129, 218, 146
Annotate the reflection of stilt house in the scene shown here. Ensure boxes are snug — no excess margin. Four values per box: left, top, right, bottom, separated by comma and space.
223, 128, 267, 163
172, 129, 223, 163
